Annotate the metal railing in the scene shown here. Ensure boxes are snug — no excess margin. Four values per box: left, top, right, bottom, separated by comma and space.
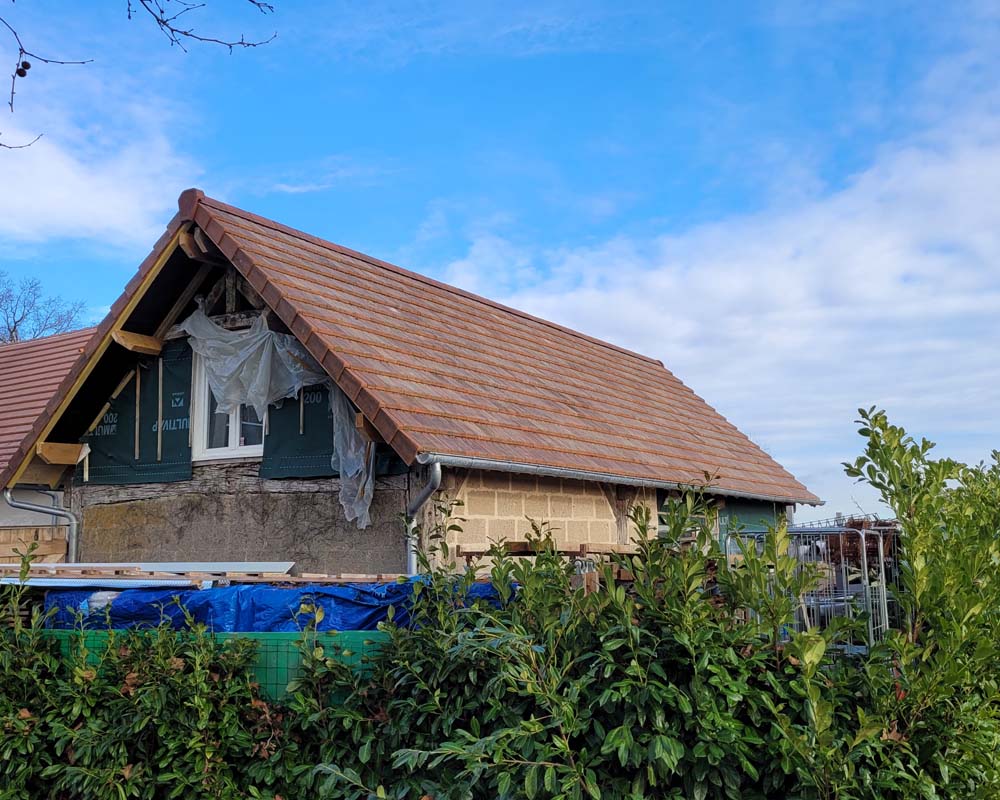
724, 523, 900, 648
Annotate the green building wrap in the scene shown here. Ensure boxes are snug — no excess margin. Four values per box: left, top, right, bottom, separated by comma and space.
80, 339, 194, 485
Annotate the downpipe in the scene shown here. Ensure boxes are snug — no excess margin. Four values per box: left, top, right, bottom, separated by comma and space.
3, 488, 80, 563
404, 461, 441, 576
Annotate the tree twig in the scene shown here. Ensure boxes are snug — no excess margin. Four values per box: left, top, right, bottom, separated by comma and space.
1, 2, 276, 148
0, 15, 92, 113
0, 131, 41, 150
127, 0, 276, 53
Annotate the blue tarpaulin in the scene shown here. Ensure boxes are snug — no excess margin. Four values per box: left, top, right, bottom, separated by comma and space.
44, 580, 500, 632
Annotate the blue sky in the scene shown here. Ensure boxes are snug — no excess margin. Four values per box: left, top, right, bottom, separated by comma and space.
2, 1, 1000, 519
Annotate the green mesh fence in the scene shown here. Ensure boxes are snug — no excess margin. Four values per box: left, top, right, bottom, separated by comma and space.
41, 629, 390, 700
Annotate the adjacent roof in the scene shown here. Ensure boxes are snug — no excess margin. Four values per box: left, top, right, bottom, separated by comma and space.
0, 189, 820, 505
0, 328, 96, 475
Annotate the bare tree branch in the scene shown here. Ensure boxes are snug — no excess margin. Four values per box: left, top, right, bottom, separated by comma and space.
0, 131, 40, 150
0, 271, 85, 343
1, 14, 92, 113
128, 0, 276, 52
1, 1, 276, 148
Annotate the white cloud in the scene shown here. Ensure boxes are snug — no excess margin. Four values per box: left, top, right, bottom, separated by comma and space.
434, 108, 1000, 519
0, 26, 200, 249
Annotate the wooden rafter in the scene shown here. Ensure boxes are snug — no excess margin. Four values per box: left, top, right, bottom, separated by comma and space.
17, 458, 69, 489
355, 412, 384, 443
154, 261, 214, 339
202, 273, 228, 315
178, 224, 224, 264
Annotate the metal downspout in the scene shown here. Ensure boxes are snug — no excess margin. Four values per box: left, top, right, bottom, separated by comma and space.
3, 488, 80, 563
404, 461, 441, 576
40, 490, 62, 527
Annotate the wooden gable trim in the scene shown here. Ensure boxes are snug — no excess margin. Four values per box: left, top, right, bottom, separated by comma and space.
111, 330, 163, 356
5, 227, 186, 488
36, 442, 90, 466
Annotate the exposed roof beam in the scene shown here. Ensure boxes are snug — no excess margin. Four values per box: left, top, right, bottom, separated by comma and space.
164, 309, 262, 340
154, 261, 214, 339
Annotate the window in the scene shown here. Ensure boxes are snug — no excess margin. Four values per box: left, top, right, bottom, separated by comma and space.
191, 354, 265, 461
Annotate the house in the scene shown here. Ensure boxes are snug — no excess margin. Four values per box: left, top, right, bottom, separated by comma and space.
0, 329, 95, 562
0, 328, 95, 527
0, 190, 820, 573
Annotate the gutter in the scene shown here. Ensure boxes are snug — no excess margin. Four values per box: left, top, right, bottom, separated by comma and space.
415, 452, 823, 507
3, 488, 81, 563
404, 460, 442, 575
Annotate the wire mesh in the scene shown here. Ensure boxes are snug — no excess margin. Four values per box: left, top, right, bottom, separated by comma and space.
40, 629, 390, 701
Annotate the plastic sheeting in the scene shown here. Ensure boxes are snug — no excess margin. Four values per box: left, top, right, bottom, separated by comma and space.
43, 581, 501, 632
331, 383, 376, 528
179, 309, 328, 420
179, 309, 377, 527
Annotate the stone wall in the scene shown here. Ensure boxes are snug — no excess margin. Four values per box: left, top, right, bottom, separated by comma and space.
67, 461, 411, 574
430, 468, 658, 551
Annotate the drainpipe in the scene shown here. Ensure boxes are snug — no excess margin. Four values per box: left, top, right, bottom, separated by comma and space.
404, 461, 441, 576
40, 489, 62, 527
3, 488, 80, 563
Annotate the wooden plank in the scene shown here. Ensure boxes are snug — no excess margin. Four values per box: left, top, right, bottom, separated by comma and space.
237, 275, 265, 309
111, 369, 137, 400
198, 273, 228, 316
134, 369, 140, 460
0, 539, 66, 557
192, 226, 220, 258
6, 228, 184, 489
111, 329, 163, 356
178, 228, 200, 259
165, 309, 262, 340
355, 412, 384, 443
579, 542, 639, 555
36, 442, 89, 466
0, 526, 67, 563
18, 458, 67, 488
156, 357, 163, 462
86, 367, 137, 434
154, 261, 214, 339
225, 269, 238, 313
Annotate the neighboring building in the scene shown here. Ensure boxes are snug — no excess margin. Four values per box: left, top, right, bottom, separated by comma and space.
0, 329, 94, 528
0, 190, 820, 572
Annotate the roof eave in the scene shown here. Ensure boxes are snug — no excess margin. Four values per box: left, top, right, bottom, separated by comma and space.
415, 452, 824, 506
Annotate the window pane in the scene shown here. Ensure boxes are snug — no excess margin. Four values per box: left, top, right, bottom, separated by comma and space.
207, 392, 230, 449
240, 404, 264, 447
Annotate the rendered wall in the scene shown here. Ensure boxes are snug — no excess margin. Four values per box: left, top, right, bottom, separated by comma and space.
67, 462, 410, 574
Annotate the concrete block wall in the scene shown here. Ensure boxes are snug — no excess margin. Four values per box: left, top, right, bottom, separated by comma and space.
430, 468, 658, 552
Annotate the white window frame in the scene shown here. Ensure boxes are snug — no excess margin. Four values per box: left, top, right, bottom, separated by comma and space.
190, 354, 266, 462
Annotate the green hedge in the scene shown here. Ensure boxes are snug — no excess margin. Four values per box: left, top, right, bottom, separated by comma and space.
3, 408, 1000, 799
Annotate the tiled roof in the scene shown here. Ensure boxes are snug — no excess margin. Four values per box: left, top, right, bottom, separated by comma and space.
0, 328, 96, 475
0, 190, 819, 505
190, 192, 819, 504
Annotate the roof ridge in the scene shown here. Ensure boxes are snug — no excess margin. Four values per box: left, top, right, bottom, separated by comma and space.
195, 193, 664, 368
